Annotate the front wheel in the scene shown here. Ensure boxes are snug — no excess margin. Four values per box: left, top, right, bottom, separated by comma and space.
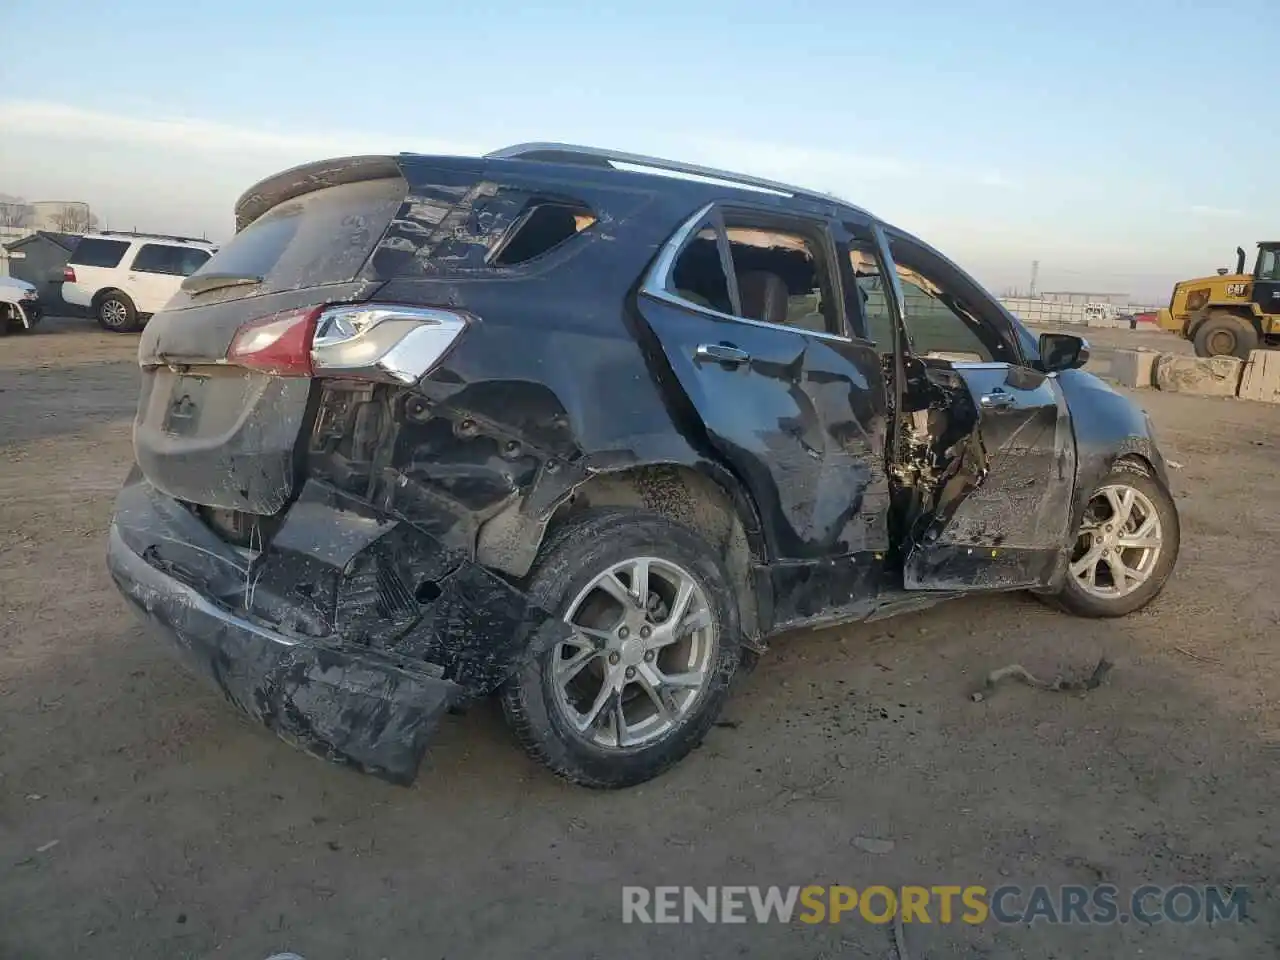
1193, 311, 1258, 360
500, 509, 741, 788
1051, 463, 1180, 618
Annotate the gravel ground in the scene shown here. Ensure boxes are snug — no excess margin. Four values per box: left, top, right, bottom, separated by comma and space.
1, 318, 1276, 959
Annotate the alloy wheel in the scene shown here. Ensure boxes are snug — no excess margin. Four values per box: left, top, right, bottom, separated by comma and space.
1069, 483, 1164, 598
100, 299, 129, 328
551, 556, 717, 749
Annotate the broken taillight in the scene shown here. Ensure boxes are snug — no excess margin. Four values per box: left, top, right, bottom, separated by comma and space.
226, 304, 469, 383
62, 266, 76, 283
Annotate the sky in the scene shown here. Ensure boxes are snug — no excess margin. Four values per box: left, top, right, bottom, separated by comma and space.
1, 0, 1276, 302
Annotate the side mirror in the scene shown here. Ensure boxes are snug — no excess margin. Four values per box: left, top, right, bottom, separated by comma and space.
1038, 332, 1089, 373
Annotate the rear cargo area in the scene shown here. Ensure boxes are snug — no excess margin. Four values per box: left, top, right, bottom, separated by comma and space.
133, 170, 409, 516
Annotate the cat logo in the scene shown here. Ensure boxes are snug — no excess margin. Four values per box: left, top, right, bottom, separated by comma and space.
1226, 282, 1248, 297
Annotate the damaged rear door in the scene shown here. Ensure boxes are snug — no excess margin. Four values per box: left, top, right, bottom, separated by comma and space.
635, 203, 890, 628
879, 233, 1075, 591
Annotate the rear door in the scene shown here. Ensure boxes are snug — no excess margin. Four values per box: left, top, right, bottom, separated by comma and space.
878, 233, 1075, 591
634, 203, 891, 629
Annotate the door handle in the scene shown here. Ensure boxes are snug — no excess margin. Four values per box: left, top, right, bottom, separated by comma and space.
979, 391, 1016, 409
695, 343, 751, 366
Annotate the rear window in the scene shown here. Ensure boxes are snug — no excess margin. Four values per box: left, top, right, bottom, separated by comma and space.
183, 177, 406, 304
131, 244, 212, 277
68, 238, 129, 268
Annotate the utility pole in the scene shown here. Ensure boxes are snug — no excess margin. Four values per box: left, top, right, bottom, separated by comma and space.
1029, 260, 1040, 298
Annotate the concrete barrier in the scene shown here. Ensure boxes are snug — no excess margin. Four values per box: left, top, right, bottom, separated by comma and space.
1111, 349, 1159, 388
1238, 350, 1280, 404
1154, 354, 1243, 396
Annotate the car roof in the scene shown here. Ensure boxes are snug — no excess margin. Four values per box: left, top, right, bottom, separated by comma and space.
483, 142, 874, 217
79, 232, 215, 249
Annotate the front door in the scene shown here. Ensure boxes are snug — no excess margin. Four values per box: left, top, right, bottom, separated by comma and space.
874, 232, 1075, 591
635, 205, 890, 630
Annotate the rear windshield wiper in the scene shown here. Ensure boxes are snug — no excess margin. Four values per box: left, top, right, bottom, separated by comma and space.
182, 272, 264, 295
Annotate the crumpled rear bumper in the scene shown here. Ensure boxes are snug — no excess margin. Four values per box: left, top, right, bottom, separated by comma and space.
107, 471, 564, 784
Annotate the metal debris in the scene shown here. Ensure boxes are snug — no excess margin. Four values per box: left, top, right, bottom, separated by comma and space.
970, 657, 1113, 701
852, 836, 896, 854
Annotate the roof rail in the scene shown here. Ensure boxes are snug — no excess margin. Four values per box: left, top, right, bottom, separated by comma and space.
96, 229, 213, 245
485, 142, 863, 212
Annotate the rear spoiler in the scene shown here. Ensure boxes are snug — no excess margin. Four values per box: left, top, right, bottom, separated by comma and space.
233, 155, 403, 232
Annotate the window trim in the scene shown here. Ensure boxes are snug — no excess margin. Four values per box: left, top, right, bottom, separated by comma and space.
881, 229, 1029, 368
641, 203, 856, 344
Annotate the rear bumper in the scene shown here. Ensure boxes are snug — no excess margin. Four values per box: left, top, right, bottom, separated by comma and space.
107, 471, 565, 784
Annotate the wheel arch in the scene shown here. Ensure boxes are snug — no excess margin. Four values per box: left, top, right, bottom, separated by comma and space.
91, 287, 130, 308
476, 459, 768, 643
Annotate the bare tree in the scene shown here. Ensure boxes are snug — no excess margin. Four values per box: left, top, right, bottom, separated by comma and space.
0, 201, 33, 228
50, 204, 95, 234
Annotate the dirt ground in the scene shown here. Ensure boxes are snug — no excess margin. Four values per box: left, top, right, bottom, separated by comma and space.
1, 319, 1276, 959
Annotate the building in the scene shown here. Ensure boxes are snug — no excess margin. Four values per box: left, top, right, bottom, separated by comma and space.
3, 231, 81, 311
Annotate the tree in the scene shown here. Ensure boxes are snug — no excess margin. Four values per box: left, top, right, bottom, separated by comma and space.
49, 204, 96, 234
0, 201, 33, 228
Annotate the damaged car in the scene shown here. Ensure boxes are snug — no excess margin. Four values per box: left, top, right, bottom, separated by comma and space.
107, 143, 1180, 788
0, 276, 43, 333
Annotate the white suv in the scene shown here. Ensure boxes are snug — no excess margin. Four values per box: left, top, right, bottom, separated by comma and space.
61, 233, 217, 332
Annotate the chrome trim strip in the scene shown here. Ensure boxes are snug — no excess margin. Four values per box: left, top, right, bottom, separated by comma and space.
639, 205, 856, 345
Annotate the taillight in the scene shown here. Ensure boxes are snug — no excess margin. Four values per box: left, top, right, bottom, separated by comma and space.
226, 304, 469, 383
62, 266, 76, 283
227, 307, 322, 376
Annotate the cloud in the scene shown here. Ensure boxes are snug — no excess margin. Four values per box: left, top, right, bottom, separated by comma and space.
0, 100, 482, 160
1189, 204, 1246, 218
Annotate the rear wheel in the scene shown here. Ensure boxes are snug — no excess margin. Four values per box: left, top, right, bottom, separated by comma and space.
1193, 311, 1258, 359
1051, 463, 1179, 618
500, 509, 741, 788
96, 292, 139, 333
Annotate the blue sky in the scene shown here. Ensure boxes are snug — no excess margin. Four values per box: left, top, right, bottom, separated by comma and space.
2, 0, 1276, 301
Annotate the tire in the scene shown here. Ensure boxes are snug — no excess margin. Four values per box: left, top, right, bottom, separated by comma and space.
1050, 461, 1179, 618
95, 291, 139, 333
1193, 311, 1258, 360
500, 508, 742, 788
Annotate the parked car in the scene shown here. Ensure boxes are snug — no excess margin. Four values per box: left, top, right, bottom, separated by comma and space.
0, 275, 42, 333
61, 232, 216, 332
107, 144, 1181, 789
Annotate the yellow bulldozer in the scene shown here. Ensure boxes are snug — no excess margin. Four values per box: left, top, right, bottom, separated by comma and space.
1158, 242, 1280, 358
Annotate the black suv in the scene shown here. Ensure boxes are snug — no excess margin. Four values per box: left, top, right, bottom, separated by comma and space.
108, 143, 1180, 788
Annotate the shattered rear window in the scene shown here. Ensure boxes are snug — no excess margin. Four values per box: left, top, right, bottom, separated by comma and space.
489, 200, 596, 265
